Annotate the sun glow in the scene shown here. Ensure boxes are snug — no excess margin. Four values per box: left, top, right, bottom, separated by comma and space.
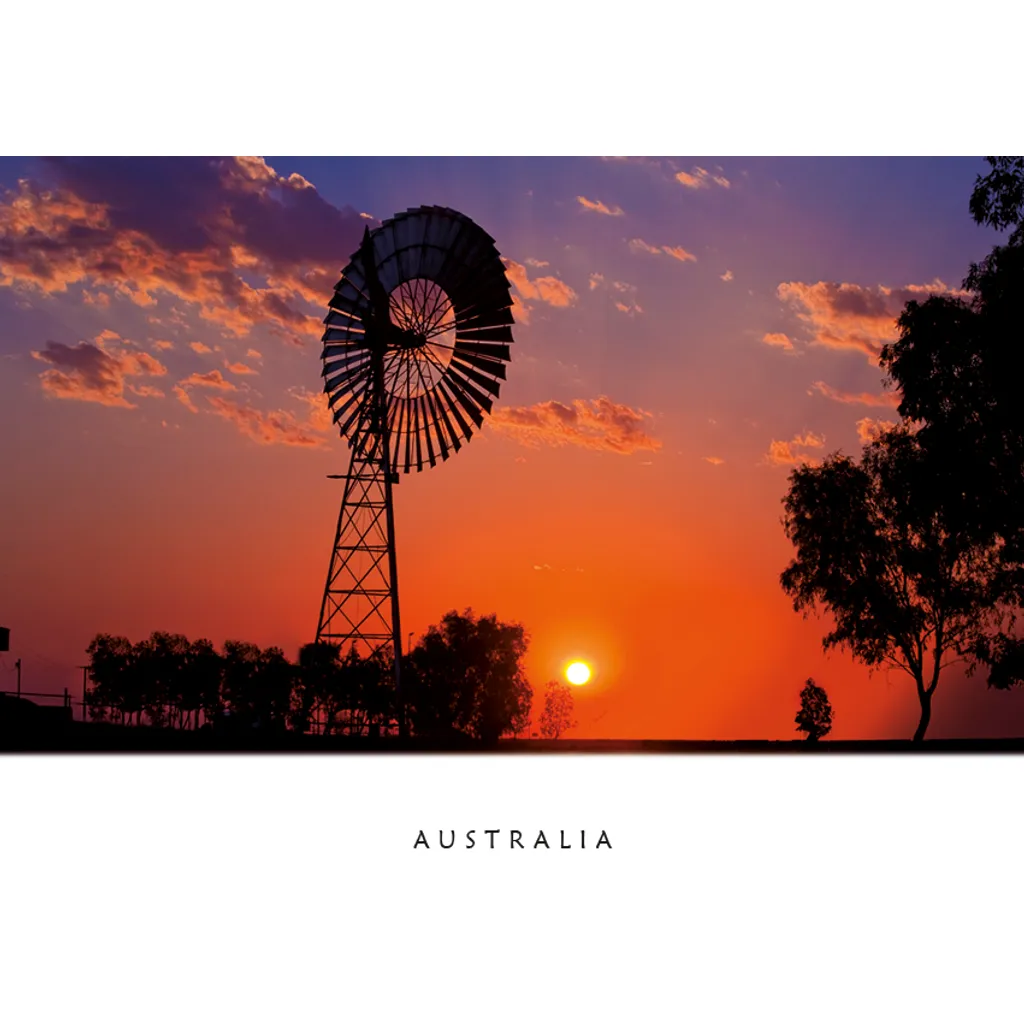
566, 661, 591, 686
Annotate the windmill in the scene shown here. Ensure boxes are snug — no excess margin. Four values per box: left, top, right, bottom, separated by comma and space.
315, 206, 515, 736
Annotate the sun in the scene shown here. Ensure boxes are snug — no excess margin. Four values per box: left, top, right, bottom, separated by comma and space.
566, 661, 591, 686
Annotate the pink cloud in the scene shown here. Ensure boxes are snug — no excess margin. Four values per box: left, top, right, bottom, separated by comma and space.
576, 195, 624, 216
31, 338, 167, 408
488, 396, 661, 455
809, 380, 900, 408
777, 279, 964, 363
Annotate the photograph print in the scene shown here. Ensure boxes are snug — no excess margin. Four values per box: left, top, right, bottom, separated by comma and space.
3, 155, 1024, 752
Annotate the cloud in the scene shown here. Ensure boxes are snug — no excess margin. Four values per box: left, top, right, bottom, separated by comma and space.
180, 369, 235, 390
720, 270, 734, 282
776, 279, 964, 363
225, 360, 258, 375
628, 238, 662, 256
765, 431, 825, 467
32, 337, 167, 408
246, 348, 262, 360
0, 157, 368, 347
856, 417, 897, 443
662, 245, 697, 263
488, 396, 661, 455
82, 289, 110, 308
206, 396, 327, 447
809, 380, 900, 408
591, 275, 642, 314
525, 258, 549, 268
703, 456, 725, 465
628, 238, 697, 263
762, 332, 795, 351
153, 340, 174, 350
504, 259, 577, 325
189, 341, 213, 354
675, 167, 731, 190
576, 195, 624, 216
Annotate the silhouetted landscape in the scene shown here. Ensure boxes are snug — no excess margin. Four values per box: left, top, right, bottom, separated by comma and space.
5, 156, 1024, 752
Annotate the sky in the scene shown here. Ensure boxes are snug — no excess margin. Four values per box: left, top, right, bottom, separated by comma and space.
1, 154, 1022, 740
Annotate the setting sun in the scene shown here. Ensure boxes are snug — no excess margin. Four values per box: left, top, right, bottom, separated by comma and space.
566, 661, 591, 686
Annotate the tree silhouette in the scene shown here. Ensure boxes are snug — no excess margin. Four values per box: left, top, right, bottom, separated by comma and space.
781, 428, 1006, 741
539, 680, 576, 739
406, 609, 532, 742
969, 156, 1024, 245
877, 155, 1024, 689
221, 641, 293, 731
795, 678, 832, 741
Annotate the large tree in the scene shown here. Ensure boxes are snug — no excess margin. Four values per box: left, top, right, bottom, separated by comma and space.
878, 156, 1024, 685
781, 428, 1006, 741
406, 609, 532, 743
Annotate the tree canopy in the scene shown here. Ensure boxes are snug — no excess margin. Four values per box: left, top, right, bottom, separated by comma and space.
405, 609, 532, 743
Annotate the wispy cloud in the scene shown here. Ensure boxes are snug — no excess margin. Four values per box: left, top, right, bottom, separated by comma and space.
675, 167, 731, 190
206, 396, 327, 447
489, 396, 661, 455
720, 270, 734, 282
809, 380, 900, 408
225, 360, 258, 375
576, 195, 624, 217
629, 238, 697, 263
703, 456, 725, 465
762, 332, 795, 351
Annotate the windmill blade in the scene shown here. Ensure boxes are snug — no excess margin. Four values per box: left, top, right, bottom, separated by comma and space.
441, 372, 488, 427
450, 347, 508, 380
448, 359, 502, 400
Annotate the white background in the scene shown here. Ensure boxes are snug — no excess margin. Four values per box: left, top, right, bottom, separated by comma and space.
3, 1, 1024, 1020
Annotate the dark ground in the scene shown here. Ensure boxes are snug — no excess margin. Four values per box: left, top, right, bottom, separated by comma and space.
3, 716, 1024, 753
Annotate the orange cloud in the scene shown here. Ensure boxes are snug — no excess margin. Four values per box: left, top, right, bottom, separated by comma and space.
720, 270, 734, 282
628, 238, 697, 262
32, 338, 167, 408
153, 340, 174, 351
809, 380, 900, 408
762, 332, 795, 351
0, 158, 367, 348
662, 245, 697, 263
488, 396, 661, 455
246, 348, 262, 360
206, 396, 326, 447
576, 195, 624, 216
675, 167, 731, 190
225, 360, 258, 375
765, 431, 825, 467
704, 456, 725, 465
504, 259, 577, 325
856, 417, 897, 443
777, 279, 963, 363
180, 369, 235, 390
189, 342, 213, 354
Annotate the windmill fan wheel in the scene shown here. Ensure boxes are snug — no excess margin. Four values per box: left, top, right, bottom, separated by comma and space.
321, 206, 515, 474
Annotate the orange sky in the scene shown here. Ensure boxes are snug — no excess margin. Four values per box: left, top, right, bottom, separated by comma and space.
3, 155, 1024, 738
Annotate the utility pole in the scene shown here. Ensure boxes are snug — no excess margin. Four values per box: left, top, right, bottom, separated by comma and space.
78, 665, 90, 722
